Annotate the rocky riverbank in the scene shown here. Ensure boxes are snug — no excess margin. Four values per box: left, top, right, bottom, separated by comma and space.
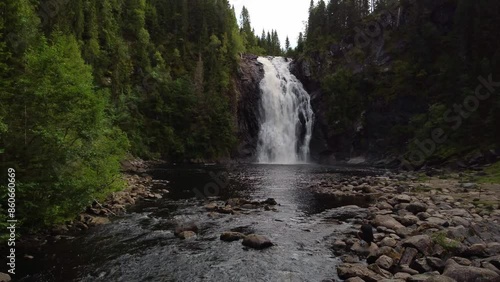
1, 160, 164, 282
315, 171, 500, 281
14, 159, 165, 251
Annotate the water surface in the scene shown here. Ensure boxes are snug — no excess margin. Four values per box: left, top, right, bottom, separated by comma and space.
17, 164, 384, 282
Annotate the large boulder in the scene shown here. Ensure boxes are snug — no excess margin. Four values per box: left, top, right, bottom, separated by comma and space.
403, 235, 433, 256
242, 234, 273, 249
442, 259, 499, 282
373, 215, 405, 230
337, 263, 384, 282
375, 255, 394, 270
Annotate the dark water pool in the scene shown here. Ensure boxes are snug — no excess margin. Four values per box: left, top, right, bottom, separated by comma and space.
15, 164, 386, 282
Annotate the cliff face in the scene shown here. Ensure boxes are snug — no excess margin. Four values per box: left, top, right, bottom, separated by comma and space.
290, 1, 432, 165
233, 55, 264, 161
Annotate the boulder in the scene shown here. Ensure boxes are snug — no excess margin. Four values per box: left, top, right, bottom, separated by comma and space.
426, 257, 445, 272
417, 212, 431, 220
337, 263, 384, 282
379, 237, 398, 248
341, 254, 361, 263
0, 273, 11, 282
411, 258, 433, 273
205, 202, 219, 211
373, 215, 405, 230
367, 263, 392, 278
463, 244, 488, 258
394, 195, 412, 203
487, 243, 500, 255
399, 215, 419, 226
426, 217, 447, 226
403, 235, 433, 256
89, 216, 111, 225
482, 261, 500, 275
218, 205, 234, 214
220, 232, 245, 242
262, 198, 278, 205
377, 201, 394, 210
351, 242, 379, 256
174, 222, 199, 236
324, 205, 370, 220
367, 246, 401, 264
399, 247, 419, 266
450, 257, 471, 266
407, 203, 428, 214
451, 216, 470, 227
177, 231, 196, 239
376, 255, 394, 269
399, 265, 419, 275
443, 259, 499, 282
242, 234, 273, 249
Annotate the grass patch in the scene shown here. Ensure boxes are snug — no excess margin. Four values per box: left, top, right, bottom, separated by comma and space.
472, 200, 496, 212
432, 231, 462, 252
477, 162, 500, 184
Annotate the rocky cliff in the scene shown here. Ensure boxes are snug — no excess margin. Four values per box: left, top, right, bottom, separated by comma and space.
290, 1, 448, 166
233, 55, 264, 161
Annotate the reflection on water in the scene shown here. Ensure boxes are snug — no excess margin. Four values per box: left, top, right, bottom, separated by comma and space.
17, 164, 384, 282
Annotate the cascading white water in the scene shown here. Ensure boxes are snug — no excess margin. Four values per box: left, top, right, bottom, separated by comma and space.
256, 57, 314, 164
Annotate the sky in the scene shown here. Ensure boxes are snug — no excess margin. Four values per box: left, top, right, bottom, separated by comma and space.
229, 0, 311, 48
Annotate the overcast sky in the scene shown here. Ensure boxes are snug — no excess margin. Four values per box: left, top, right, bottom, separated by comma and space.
229, 0, 311, 48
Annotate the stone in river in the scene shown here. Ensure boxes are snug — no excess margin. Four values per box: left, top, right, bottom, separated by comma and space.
220, 232, 245, 242
242, 234, 273, 249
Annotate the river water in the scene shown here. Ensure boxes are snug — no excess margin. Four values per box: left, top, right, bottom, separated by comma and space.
17, 164, 384, 282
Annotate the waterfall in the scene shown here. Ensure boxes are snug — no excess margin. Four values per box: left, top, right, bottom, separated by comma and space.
256, 57, 314, 164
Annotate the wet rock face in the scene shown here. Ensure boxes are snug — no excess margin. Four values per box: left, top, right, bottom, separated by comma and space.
234, 54, 264, 161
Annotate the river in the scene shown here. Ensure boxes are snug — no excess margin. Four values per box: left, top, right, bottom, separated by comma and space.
16, 163, 384, 282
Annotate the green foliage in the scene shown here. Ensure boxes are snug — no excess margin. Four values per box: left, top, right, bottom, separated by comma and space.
2, 33, 128, 228
0, 0, 265, 235
239, 7, 283, 56
299, 0, 500, 161
477, 162, 500, 184
432, 231, 462, 252
321, 68, 364, 133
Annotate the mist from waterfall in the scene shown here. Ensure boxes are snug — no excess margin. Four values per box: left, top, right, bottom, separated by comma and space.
256, 57, 314, 164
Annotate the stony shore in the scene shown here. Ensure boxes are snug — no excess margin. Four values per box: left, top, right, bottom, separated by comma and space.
0, 160, 164, 282
13, 159, 165, 251
317, 171, 500, 282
